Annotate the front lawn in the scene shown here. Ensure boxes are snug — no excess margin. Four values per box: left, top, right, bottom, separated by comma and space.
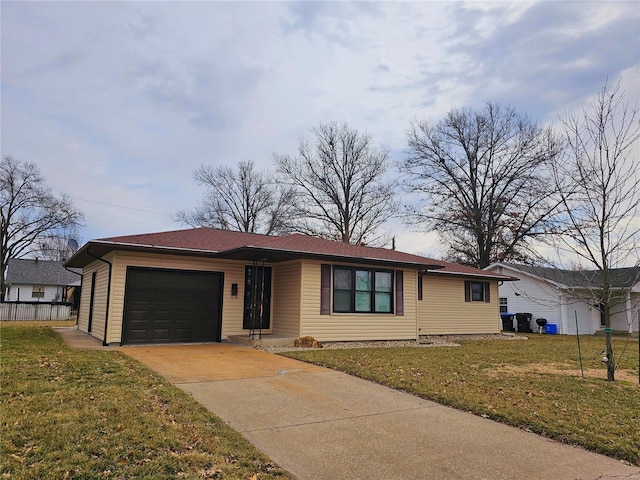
283, 335, 640, 465
0, 326, 292, 479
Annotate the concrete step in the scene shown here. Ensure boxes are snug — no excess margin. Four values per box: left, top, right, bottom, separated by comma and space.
228, 334, 296, 347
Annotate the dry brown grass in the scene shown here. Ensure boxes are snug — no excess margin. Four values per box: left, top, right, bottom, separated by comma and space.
1, 326, 293, 479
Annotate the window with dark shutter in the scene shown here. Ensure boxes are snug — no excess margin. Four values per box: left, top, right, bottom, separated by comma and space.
329, 265, 395, 314
465, 280, 490, 302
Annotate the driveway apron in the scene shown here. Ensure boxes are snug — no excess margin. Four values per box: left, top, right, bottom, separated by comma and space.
119, 344, 639, 480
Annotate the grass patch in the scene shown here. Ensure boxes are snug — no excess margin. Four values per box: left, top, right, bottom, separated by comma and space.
283, 335, 640, 465
1, 326, 293, 479
2, 320, 76, 327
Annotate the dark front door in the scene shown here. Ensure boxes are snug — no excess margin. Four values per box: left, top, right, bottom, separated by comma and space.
122, 267, 223, 345
243, 265, 272, 330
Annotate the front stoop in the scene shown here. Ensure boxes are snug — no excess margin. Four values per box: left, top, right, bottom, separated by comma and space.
227, 335, 296, 347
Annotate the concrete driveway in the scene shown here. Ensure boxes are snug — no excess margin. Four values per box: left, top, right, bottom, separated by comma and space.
117, 343, 639, 480
55, 329, 639, 480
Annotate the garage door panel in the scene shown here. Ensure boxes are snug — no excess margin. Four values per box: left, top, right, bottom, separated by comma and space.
126, 329, 152, 343
122, 267, 223, 345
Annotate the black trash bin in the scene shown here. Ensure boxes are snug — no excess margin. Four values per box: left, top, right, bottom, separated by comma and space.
516, 313, 533, 333
500, 313, 515, 332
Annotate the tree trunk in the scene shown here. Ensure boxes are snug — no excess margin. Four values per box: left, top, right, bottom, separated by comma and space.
605, 329, 615, 381
604, 300, 615, 381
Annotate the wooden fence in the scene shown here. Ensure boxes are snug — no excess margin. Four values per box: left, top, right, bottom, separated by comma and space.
0, 302, 73, 321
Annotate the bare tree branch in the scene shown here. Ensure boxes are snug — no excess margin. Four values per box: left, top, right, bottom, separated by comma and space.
274, 122, 398, 245
400, 103, 565, 267
1, 155, 84, 300
174, 160, 294, 235
552, 80, 640, 381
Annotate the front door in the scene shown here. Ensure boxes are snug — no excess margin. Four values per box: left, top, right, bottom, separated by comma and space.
243, 265, 272, 330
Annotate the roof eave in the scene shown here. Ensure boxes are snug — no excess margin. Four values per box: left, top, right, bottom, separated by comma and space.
425, 269, 517, 281
487, 263, 566, 287
65, 240, 447, 271
217, 245, 445, 270
64, 240, 220, 268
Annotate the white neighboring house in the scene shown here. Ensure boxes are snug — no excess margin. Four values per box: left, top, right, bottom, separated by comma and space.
484, 263, 640, 335
5, 258, 81, 303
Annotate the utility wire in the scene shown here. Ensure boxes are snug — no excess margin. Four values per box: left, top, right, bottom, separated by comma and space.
72, 197, 172, 217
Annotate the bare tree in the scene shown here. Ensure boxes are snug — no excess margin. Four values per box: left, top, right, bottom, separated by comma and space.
400, 103, 565, 268
175, 160, 294, 235
32, 229, 81, 261
274, 122, 398, 245
1, 155, 84, 300
554, 80, 640, 381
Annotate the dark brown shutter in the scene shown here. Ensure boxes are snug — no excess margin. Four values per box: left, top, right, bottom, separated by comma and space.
321, 264, 331, 315
395, 270, 404, 316
464, 281, 471, 302
484, 282, 491, 303
418, 275, 423, 301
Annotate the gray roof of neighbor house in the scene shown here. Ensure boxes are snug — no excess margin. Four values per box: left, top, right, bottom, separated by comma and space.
492, 263, 640, 289
5, 258, 82, 286
64, 228, 514, 281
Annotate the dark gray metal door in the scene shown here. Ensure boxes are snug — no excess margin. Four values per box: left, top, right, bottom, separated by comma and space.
122, 267, 223, 345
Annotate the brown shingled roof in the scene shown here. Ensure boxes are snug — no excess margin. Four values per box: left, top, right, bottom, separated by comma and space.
99, 228, 274, 253
66, 228, 512, 280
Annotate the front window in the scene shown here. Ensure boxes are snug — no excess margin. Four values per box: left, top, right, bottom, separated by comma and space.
333, 268, 353, 312
333, 267, 393, 313
374, 271, 393, 312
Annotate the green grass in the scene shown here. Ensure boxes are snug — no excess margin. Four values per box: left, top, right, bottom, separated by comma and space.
0, 326, 293, 479
283, 335, 640, 465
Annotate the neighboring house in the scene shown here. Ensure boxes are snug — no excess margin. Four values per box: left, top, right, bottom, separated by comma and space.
4, 258, 82, 303
64, 228, 514, 346
484, 263, 640, 335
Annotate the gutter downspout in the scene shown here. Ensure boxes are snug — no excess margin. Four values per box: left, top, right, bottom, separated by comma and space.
415, 271, 420, 341
86, 248, 113, 346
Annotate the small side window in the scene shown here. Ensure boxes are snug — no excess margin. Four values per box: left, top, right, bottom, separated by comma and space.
499, 297, 508, 313
32, 287, 45, 299
471, 282, 484, 301
465, 281, 490, 303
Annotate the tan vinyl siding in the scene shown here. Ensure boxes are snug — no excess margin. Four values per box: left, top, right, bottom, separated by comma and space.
419, 275, 500, 334
107, 252, 253, 344
300, 260, 418, 341
272, 261, 302, 337
77, 259, 110, 342
77, 274, 92, 333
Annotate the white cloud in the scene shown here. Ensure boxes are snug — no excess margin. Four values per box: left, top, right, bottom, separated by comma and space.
1, 1, 638, 256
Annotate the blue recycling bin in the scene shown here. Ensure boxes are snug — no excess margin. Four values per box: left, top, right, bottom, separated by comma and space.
545, 324, 558, 335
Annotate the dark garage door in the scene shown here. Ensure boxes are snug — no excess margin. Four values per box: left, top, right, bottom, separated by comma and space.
122, 267, 223, 345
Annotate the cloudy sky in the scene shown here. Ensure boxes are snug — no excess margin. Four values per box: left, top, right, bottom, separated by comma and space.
2, 1, 639, 257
